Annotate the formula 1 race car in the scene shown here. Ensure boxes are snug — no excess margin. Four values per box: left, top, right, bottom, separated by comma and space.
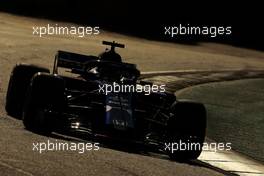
6, 41, 206, 161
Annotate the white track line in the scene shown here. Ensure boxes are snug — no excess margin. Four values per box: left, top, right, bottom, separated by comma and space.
199, 140, 264, 176
141, 69, 258, 76
0, 160, 34, 176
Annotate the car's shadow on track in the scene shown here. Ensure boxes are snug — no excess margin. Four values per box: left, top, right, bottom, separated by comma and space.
5, 110, 237, 176
5, 108, 236, 176
45, 131, 237, 176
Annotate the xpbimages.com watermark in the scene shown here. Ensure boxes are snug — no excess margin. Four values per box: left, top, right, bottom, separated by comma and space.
98, 82, 166, 95
164, 140, 232, 153
32, 140, 100, 154
32, 24, 100, 37
164, 24, 232, 38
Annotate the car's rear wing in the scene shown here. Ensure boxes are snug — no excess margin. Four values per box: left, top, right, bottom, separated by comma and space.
53, 50, 141, 79
53, 50, 98, 74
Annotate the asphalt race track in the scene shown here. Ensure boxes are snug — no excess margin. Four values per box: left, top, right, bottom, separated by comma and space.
1, 12, 264, 176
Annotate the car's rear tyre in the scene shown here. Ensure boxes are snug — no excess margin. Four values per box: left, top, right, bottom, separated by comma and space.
5, 64, 50, 118
166, 101, 206, 161
22, 73, 65, 134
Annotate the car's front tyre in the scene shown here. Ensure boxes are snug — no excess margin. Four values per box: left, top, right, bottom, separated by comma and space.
22, 73, 65, 134
165, 101, 207, 161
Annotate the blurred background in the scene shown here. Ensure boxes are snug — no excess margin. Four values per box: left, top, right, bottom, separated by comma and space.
0, 0, 263, 50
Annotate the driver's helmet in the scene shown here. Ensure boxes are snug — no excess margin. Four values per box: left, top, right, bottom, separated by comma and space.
99, 49, 122, 62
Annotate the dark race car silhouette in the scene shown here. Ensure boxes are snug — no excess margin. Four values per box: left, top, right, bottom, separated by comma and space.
6, 41, 206, 161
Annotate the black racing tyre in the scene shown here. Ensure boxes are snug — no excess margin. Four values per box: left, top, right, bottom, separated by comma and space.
5, 64, 50, 118
166, 101, 206, 161
22, 73, 65, 134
